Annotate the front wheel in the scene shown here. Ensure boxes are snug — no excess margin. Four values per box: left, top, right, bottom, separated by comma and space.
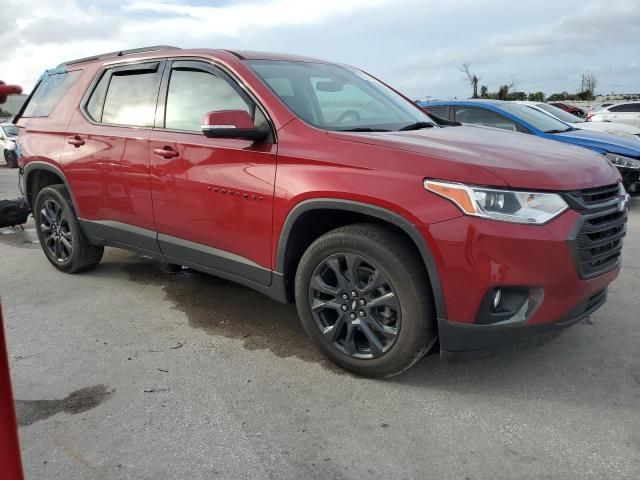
34, 185, 104, 273
295, 224, 437, 378
4, 150, 18, 168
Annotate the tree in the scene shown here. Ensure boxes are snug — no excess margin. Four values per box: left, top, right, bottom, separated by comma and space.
480, 85, 488, 98
458, 63, 481, 99
0, 108, 12, 118
508, 91, 527, 101
527, 91, 545, 102
579, 71, 597, 100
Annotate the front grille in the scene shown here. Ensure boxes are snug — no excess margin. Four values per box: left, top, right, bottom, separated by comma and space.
568, 184, 620, 207
572, 207, 627, 278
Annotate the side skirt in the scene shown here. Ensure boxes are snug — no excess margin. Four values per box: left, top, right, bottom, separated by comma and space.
79, 219, 288, 303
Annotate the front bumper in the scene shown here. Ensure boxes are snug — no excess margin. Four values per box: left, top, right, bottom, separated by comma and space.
438, 288, 607, 353
418, 206, 622, 353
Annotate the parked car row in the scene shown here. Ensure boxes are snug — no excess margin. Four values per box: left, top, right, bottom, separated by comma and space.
421, 99, 640, 196
9, 46, 630, 376
516, 101, 640, 140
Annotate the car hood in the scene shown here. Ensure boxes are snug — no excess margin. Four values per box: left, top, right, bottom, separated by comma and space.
328, 125, 619, 191
575, 121, 640, 136
552, 128, 640, 157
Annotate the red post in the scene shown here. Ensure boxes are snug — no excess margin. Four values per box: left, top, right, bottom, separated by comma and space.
0, 305, 25, 480
1, 78, 25, 477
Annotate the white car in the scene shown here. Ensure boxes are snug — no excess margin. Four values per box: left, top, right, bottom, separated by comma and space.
515, 101, 640, 141
0, 122, 19, 168
588, 101, 640, 127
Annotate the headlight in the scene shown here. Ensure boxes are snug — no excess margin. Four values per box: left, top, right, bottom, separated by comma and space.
605, 152, 640, 170
424, 180, 568, 224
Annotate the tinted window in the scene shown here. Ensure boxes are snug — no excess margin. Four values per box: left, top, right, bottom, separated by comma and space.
425, 106, 450, 120
165, 68, 251, 132
22, 70, 81, 117
101, 68, 161, 127
455, 106, 517, 131
249, 60, 434, 131
609, 103, 640, 113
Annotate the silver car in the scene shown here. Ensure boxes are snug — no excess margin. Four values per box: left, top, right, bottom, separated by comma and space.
589, 101, 640, 127
0, 122, 19, 168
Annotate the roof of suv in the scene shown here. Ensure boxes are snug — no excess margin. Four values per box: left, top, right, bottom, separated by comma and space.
57, 45, 329, 68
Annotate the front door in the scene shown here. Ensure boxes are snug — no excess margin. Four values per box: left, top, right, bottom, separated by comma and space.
149, 60, 277, 282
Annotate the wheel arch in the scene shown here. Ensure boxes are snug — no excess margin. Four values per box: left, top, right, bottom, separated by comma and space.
276, 199, 447, 320
23, 162, 79, 212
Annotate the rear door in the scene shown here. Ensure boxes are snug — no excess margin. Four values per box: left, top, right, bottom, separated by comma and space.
149, 60, 277, 277
63, 61, 164, 250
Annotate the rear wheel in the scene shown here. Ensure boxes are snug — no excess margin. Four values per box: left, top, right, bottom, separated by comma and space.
34, 185, 103, 273
295, 224, 437, 378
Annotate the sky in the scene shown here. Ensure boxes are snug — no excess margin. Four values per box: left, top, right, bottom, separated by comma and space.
0, 0, 638, 99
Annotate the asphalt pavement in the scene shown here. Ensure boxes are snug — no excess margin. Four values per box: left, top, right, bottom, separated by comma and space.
1, 165, 639, 479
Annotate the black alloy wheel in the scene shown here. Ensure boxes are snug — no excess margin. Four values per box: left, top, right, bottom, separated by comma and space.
39, 198, 73, 263
295, 223, 437, 378
34, 185, 103, 273
309, 253, 401, 359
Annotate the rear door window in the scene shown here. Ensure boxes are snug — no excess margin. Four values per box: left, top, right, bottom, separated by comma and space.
454, 106, 517, 131
22, 70, 82, 117
101, 66, 162, 127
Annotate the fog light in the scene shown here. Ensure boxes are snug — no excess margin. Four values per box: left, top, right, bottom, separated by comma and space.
476, 287, 543, 326
492, 289, 502, 310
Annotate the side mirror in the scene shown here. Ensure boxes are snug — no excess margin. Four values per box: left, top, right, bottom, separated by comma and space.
201, 110, 269, 141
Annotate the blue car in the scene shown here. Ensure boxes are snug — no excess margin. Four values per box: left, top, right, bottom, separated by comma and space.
419, 99, 640, 196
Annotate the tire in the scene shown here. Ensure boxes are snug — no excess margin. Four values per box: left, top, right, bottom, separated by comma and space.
4, 150, 18, 168
295, 223, 437, 378
34, 185, 104, 273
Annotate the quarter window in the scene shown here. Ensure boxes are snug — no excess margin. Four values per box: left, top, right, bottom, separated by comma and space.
165, 68, 251, 132
425, 106, 450, 120
22, 70, 81, 118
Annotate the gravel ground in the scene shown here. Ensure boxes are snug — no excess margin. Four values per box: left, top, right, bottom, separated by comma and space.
1, 165, 639, 480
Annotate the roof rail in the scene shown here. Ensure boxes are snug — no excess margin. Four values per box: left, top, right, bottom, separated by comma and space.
58, 45, 181, 68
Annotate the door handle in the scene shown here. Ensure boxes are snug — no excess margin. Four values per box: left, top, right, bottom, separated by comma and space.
153, 147, 179, 159
67, 135, 85, 147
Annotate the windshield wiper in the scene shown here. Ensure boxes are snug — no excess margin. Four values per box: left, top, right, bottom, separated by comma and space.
398, 121, 436, 131
337, 127, 391, 132
545, 128, 574, 134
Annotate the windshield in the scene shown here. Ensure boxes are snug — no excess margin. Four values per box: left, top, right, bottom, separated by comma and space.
499, 102, 574, 133
247, 60, 435, 132
1, 125, 18, 136
536, 103, 584, 123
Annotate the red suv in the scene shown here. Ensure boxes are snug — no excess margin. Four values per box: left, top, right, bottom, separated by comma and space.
15, 46, 628, 377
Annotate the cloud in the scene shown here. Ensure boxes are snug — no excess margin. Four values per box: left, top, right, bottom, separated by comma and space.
0, 0, 638, 99
124, 0, 395, 36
